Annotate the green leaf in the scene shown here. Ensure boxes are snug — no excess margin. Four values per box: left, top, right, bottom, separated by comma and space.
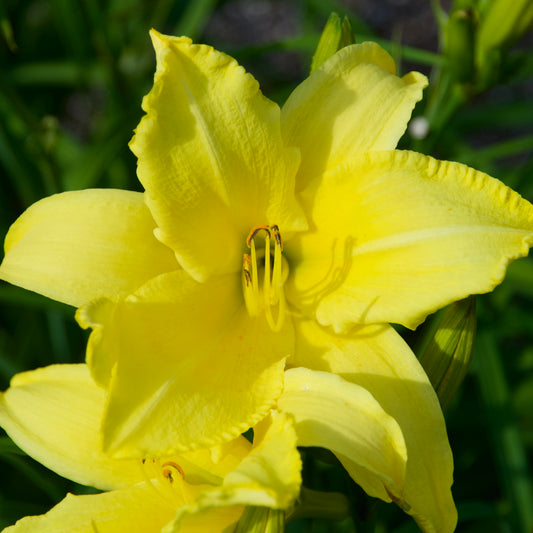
288, 487, 349, 521
474, 332, 533, 532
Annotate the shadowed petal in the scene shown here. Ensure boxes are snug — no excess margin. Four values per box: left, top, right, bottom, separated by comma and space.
165, 412, 301, 532
278, 367, 406, 505
289, 319, 457, 533
3, 485, 176, 533
218, 411, 301, 509
0, 364, 143, 491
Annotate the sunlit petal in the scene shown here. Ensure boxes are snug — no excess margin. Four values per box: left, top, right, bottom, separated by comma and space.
288, 150, 533, 331
282, 43, 426, 191
219, 411, 301, 508
177, 437, 252, 485
0, 364, 143, 491
78, 270, 292, 456
130, 30, 306, 282
0, 189, 178, 307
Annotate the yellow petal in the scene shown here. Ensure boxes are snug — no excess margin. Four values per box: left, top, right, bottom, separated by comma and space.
288, 150, 533, 331
0, 364, 244, 492
289, 319, 457, 533
165, 412, 301, 532
3, 484, 176, 533
281, 43, 427, 191
0, 364, 144, 491
277, 367, 406, 505
220, 411, 301, 509
0, 189, 178, 307
163, 505, 243, 533
130, 30, 306, 282
177, 436, 252, 485
78, 270, 292, 456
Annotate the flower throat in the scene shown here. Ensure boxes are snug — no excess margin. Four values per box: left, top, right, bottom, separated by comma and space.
242, 224, 286, 332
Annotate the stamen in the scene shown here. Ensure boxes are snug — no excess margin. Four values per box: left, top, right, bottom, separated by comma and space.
138, 458, 188, 506
250, 238, 259, 298
139, 459, 174, 506
270, 225, 283, 251
263, 231, 271, 309
162, 461, 185, 482
243, 254, 252, 287
271, 233, 282, 306
243, 224, 286, 331
243, 253, 260, 316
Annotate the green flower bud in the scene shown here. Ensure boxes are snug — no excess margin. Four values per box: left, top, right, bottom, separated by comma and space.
234, 507, 284, 533
419, 297, 477, 411
478, 0, 533, 53
288, 487, 350, 521
310, 12, 355, 73
476, 0, 533, 86
444, 8, 476, 83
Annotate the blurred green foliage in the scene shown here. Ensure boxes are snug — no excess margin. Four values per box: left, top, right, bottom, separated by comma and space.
0, 0, 532, 531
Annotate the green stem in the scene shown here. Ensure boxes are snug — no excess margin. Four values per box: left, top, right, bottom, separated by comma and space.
288, 487, 350, 522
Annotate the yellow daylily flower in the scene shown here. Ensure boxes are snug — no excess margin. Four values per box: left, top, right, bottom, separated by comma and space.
0, 364, 301, 532
2, 29, 533, 532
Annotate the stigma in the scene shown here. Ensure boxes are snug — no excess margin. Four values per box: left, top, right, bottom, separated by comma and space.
242, 224, 286, 331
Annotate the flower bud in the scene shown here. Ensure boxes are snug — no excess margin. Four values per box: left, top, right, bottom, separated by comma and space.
311, 12, 355, 73
289, 487, 350, 521
476, 0, 533, 86
419, 297, 476, 411
478, 0, 533, 53
235, 507, 284, 533
444, 8, 476, 83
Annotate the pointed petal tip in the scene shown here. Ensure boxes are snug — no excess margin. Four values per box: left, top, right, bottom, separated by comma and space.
149, 28, 192, 48
402, 70, 429, 89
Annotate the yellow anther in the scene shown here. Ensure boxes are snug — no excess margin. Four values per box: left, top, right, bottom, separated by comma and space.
162, 461, 185, 483
270, 224, 283, 251
243, 254, 252, 287
246, 225, 271, 247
